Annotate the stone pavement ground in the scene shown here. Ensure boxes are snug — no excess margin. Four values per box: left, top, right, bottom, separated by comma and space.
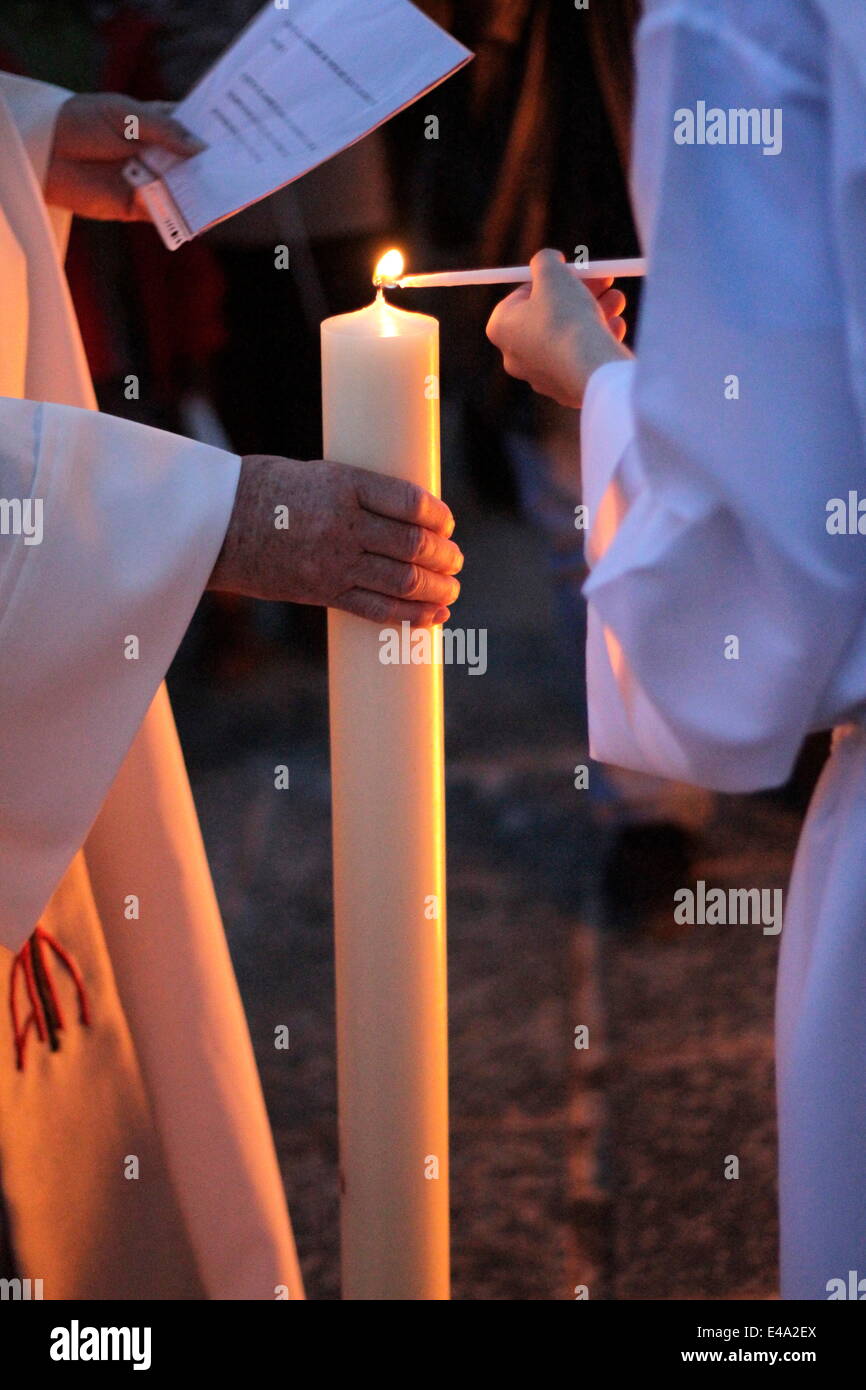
171, 496, 802, 1301
583, 794, 798, 1301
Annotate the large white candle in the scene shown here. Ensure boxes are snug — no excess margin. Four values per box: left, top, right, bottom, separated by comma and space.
321, 272, 449, 1301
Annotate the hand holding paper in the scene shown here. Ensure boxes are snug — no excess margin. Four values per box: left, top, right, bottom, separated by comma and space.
46, 93, 204, 221
124, 0, 472, 248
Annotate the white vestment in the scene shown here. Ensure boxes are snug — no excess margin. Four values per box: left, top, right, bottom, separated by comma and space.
582, 0, 866, 1299
0, 73, 304, 1299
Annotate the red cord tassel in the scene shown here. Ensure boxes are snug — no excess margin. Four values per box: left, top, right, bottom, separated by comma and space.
9, 925, 91, 1071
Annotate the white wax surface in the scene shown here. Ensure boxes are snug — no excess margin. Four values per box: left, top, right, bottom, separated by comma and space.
321, 293, 449, 1300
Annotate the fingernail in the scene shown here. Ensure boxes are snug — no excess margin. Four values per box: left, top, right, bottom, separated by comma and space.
434, 607, 450, 625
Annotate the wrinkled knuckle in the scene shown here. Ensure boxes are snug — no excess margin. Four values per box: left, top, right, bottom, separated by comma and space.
397, 563, 421, 598
355, 593, 389, 624
407, 523, 427, 561
403, 479, 425, 518
375, 598, 399, 625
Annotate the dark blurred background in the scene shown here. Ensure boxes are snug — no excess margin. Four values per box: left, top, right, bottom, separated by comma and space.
1, 0, 826, 1298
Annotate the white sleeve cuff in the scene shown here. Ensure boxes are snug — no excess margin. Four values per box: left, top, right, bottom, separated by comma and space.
0, 71, 71, 188
581, 359, 636, 537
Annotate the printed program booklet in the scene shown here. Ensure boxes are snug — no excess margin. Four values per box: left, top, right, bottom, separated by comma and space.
123, 0, 472, 249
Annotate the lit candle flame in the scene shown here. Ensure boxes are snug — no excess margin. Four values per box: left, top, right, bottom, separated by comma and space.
373, 248, 405, 288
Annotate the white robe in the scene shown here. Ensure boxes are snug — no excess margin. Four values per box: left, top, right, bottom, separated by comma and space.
582, 0, 866, 1299
0, 73, 304, 1299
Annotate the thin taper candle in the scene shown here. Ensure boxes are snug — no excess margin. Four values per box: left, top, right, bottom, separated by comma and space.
390, 257, 646, 289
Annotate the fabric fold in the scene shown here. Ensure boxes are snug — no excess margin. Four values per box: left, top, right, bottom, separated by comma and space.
0, 402, 241, 949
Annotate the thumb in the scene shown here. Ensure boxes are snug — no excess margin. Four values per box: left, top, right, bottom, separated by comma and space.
529, 248, 568, 294
133, 102, 206, 156
485, 283, 530, 349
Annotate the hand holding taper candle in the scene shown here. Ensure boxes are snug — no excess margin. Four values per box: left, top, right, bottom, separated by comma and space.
486, 248, 633, 409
